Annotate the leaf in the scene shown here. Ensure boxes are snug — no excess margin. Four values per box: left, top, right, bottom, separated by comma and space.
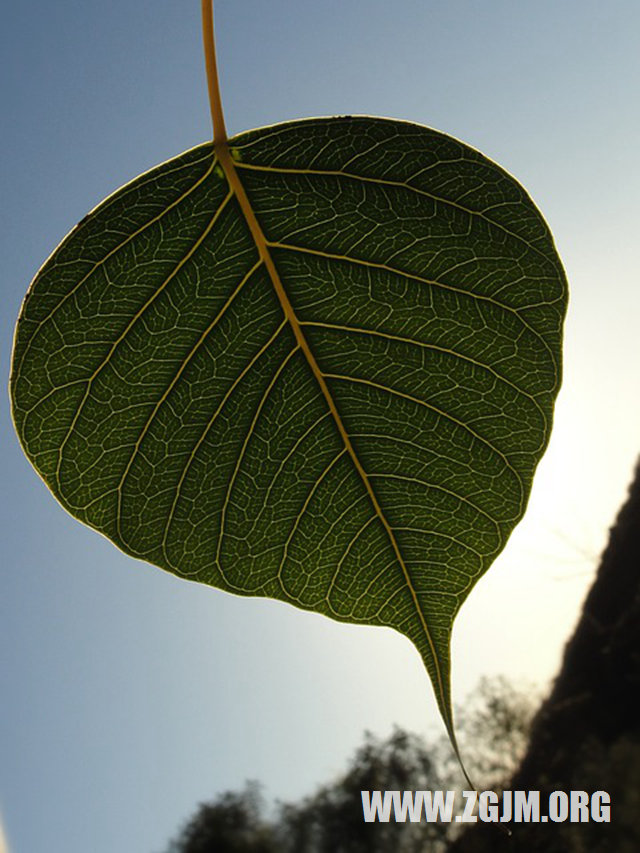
10, 116, 567, 748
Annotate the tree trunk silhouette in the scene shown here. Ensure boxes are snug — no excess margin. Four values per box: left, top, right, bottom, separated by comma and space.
449, 460, 640, 852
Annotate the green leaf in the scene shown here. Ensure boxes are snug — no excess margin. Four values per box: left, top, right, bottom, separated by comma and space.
10, 117, 566, 747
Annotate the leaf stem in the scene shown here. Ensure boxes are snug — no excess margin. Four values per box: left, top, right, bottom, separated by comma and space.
201, 0, 227, 145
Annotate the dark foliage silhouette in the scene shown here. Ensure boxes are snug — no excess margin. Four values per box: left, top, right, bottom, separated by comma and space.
165, 461, 640, 852
165, 680, 534, 852
451, 461, 640, 852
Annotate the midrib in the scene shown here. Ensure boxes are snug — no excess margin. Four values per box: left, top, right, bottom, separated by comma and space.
214, 139, 447, 719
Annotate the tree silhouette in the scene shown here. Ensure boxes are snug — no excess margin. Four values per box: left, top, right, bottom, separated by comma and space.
451, 461, 640, 852
165, 782, 279, 853
275, 727, 447, 853
164, 680, 534, 852
165, 461, 640, 852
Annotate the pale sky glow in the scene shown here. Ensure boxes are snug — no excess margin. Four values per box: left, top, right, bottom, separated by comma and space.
0, 815, 8, 853
2, 2, 639, 851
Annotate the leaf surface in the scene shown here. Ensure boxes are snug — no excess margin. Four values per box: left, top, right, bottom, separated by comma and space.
10, 117, 567, 741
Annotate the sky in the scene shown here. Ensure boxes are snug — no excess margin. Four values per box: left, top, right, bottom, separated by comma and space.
1, 1, 639, 850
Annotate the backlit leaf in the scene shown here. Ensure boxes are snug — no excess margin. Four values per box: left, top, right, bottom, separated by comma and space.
10, 116, 567, 746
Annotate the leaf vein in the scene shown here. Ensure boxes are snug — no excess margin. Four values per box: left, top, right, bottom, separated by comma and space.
324, 371, 525, 513
299, 320, 550, 409
115, 258, 263, 540
235, 160, 555, 265
16, 154, 219, 380
54, 188, 235, 496
214, 343, 300, 585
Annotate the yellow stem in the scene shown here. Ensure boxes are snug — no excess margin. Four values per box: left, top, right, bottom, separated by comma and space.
200, 0, 470, 787
201, 0, 227, 145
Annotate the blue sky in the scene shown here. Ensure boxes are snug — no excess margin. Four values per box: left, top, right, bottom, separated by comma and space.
2, 2, 639, 850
